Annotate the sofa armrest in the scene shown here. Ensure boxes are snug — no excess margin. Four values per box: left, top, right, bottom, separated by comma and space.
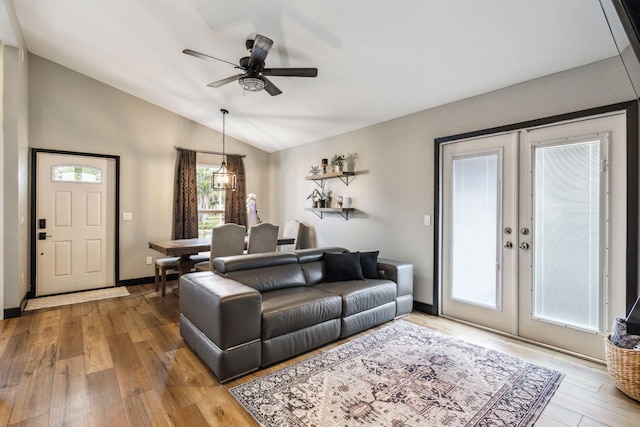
180, 271, 261, 350
377, 259, 413, 298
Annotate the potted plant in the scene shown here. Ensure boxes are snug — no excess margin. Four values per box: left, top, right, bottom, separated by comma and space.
330, 155, 346, 173
306, 188, 325, 208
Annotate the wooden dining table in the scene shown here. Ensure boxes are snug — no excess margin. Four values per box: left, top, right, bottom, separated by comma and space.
148, 236, 295, 275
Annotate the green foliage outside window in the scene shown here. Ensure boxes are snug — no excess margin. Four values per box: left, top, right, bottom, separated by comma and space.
197, 165, 225, 238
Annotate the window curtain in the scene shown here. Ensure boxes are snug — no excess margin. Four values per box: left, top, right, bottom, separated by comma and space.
225, 154, 247, 226
172, 149, 199, 239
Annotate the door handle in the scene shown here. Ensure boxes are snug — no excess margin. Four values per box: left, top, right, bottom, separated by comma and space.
519, 242, 530, 250
503, 241, 513, 248
38, 232, 53, 240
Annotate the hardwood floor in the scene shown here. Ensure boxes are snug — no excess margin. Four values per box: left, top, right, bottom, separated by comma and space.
0, 282, 638, 426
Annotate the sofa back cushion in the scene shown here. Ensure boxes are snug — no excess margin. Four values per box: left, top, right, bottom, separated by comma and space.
213, 252, 297, 273
294, 247, 347, 285
214, 252, 307, 292
300, 261, 324, 286
226, 264, 307, 292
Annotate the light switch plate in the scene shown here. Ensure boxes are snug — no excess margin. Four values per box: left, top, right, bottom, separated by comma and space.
122, 212, 133, 221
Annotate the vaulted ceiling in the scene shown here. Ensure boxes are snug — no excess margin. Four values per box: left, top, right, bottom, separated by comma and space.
4, 0, 622, 152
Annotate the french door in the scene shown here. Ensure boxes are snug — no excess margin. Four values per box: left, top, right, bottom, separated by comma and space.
441, 132, 518, 334
440, 112, 627, 360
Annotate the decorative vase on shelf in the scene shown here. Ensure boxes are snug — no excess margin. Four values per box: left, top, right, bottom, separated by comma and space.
330, 155, 346, 173
321, 159, 328, 175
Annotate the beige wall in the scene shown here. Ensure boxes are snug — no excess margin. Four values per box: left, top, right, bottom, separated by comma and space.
14, 52, 639, 311
270, 56, 637, 306
2, 45, 29, 313
0, 41, 4, 316
28, 55, 271, 282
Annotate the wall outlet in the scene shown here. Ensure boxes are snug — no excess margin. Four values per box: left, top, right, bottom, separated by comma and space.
146, 256, 152, 265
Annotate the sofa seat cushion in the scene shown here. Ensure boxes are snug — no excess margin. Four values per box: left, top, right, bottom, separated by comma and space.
314, 279, 397, 316
261, 287, 342, 340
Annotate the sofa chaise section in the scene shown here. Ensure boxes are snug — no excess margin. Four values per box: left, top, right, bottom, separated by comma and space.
179, 271, 262, 382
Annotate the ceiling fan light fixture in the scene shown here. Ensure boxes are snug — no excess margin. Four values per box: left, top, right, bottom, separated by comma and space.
239, 75, 266, 92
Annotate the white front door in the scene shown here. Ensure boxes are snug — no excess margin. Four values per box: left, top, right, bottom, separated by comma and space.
440, 112, 627, 360
36, 152, 116, 296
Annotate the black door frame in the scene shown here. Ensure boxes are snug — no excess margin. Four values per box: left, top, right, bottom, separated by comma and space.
29, 148, 121, 298
433, 100, 639, 316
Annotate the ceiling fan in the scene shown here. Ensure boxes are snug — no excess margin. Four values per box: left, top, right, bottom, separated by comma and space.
183, 34, 318, 96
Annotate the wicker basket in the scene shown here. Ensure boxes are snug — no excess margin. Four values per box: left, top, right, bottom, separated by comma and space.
604, 335, 640, 401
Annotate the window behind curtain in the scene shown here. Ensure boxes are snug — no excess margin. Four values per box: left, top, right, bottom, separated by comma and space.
197, 164, 225, 238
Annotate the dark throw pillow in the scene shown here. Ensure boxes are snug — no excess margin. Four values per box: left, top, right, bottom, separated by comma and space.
359, 251, 380, 279
323, 252, 364, 282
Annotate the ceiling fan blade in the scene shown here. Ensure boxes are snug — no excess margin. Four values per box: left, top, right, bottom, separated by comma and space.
263, 68, 318, 78
183, 49, 238, 67
248, 34, 273, 70
207, 74, 243, 88
263, 77, 282, 96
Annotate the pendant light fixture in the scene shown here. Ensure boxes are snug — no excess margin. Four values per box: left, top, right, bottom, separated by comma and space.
211, 108, 237, 191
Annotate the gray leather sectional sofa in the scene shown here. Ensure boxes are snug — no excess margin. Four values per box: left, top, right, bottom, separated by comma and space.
179, 247, 413, 383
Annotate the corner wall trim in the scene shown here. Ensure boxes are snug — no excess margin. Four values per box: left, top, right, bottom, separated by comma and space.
118, 274, 177, 287
413, 301, 437, 316
4, 308, 22, 319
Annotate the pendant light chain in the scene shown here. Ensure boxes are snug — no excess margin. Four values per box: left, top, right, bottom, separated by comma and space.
221, 108, 228, 162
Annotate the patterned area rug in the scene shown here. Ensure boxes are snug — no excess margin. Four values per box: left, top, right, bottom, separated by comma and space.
24, 287, 130, 311
230, 321, 564, 427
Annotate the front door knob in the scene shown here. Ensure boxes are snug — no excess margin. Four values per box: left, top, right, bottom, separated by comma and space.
503, 241, 513, 248
519, 242, 530, 250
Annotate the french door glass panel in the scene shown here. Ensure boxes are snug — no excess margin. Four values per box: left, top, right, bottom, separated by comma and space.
451, 153, 499, 309
532, 138, 603, 332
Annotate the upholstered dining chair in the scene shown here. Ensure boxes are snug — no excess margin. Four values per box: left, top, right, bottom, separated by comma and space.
279, 219, 304, 251
246, 223, 279, 254
195, 223, 247, 271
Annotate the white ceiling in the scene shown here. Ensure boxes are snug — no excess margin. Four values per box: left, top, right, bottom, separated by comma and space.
6, 0, 621, 152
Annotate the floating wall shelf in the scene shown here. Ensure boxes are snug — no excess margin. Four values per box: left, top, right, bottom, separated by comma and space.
305, 171, 355, 186
305, 207, 355, 221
